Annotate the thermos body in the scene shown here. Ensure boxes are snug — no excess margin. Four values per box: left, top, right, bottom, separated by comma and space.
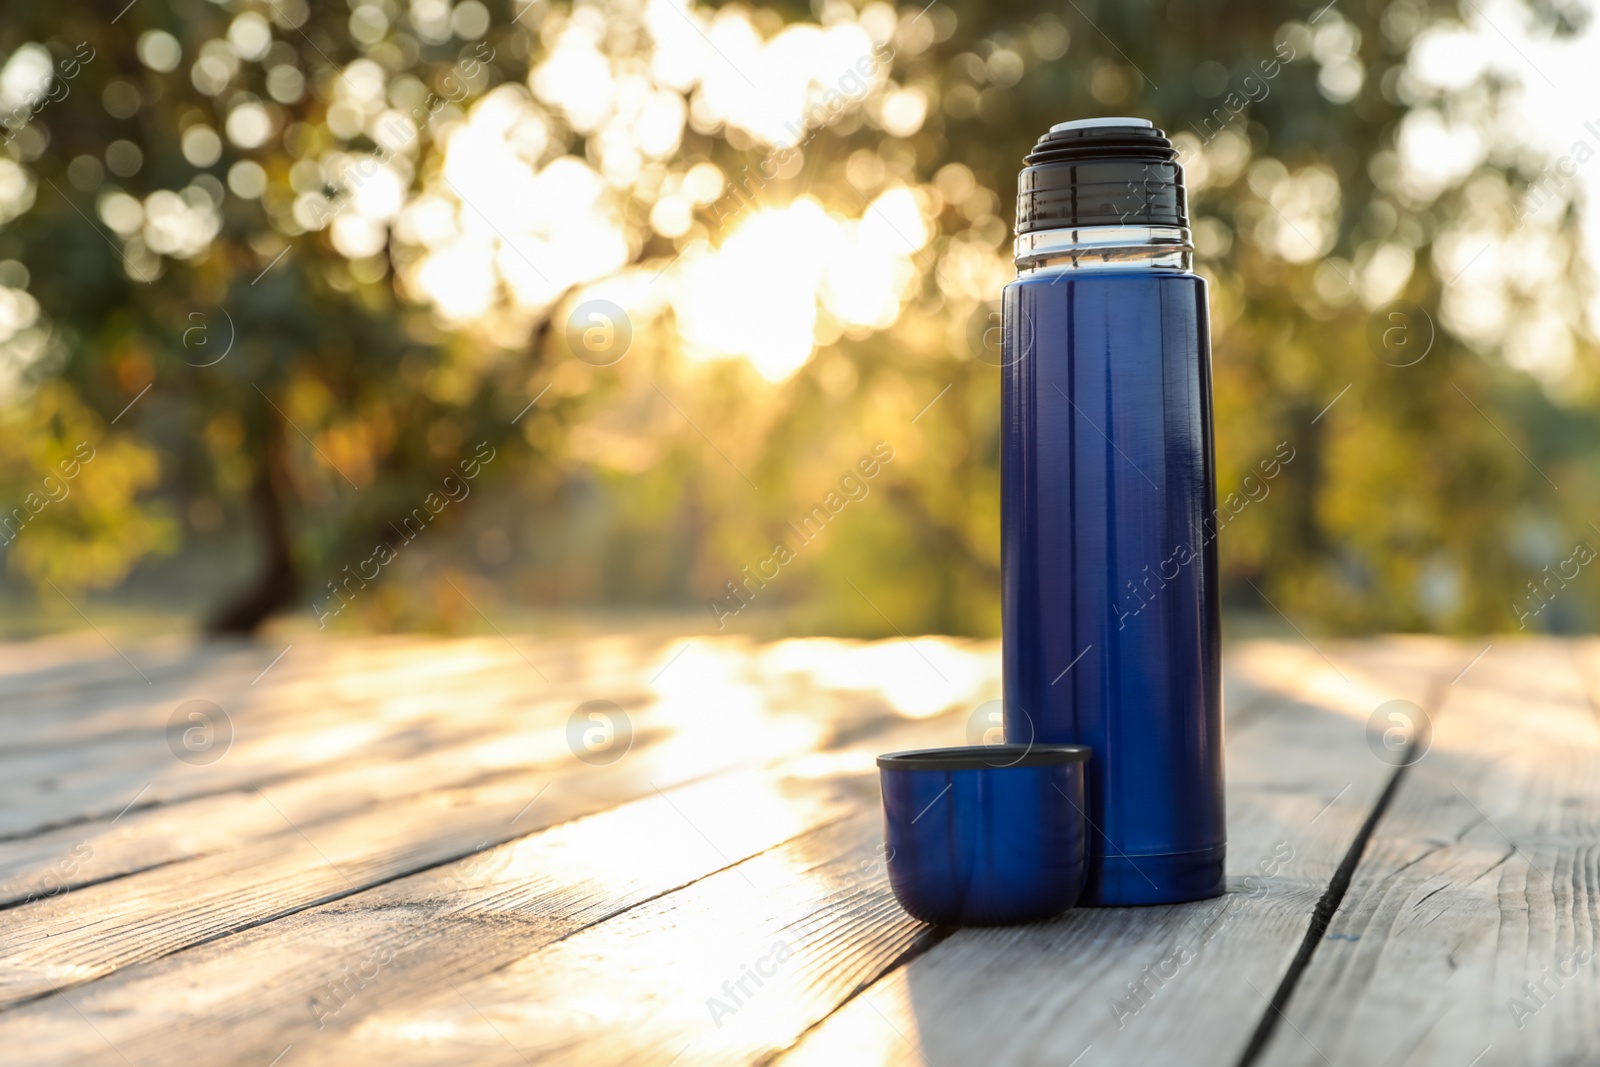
1000, 271, 1224, 905
998, 118, 1225, 906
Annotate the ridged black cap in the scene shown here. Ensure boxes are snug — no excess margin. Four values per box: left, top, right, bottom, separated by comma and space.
1015, 119, 1188, 235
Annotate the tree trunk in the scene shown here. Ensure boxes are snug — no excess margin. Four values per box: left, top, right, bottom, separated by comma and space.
206, 405, 297, 635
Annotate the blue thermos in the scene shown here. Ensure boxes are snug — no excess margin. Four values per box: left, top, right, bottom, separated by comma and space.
1001, 117, 1225, 906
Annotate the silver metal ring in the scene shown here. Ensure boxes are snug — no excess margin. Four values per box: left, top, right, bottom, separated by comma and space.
1014, 224, 1193, 271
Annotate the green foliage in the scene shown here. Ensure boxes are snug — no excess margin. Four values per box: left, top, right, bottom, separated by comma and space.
0, 0, 1595, 636
0, 382, 173, 593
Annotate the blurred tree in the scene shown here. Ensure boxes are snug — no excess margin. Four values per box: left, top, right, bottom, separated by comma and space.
691, 0, 1600, 636
0, 381, 172, 600
0, 0, 1595, 638
0, 0, 572, 632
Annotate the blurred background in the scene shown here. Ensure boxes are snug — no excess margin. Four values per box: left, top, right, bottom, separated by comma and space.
0, 0, 1597, 644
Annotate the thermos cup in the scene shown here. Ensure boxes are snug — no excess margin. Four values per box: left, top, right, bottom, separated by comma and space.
1000, 117, 1225, 906
877, 745, 1090, 925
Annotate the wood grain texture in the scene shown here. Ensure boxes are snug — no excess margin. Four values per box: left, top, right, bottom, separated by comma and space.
285, 634, 1402, 1067
0, 637, 998, 1007
1, 634, 1538, 1067
0, 638, 561, 838
0, 636, 995, 898
0, 715, 964, 1065
0, 631, 1281, 913
0, 634, 784, 837
1250, 638, 1600, 1067
769, 638, 1468, 1067
290, 807, 930, 1067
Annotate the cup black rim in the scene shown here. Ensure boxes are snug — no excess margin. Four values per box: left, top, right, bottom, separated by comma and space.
877, 744, 1091, 771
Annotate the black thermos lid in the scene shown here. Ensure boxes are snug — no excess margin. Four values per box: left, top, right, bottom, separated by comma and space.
1015, 117, 1188, 235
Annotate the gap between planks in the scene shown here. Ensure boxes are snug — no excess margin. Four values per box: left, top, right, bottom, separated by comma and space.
1247, 639, 1600, 1066
0, 715, 963, 1065
1, 637, 1412, 1065
1232, 655, 1463, 1067
764, 638, 1467, 1067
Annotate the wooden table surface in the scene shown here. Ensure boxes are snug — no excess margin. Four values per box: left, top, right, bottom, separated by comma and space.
1, 633, 1594, 1065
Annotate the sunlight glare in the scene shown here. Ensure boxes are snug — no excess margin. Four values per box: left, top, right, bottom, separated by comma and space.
759, 637, 998, 719
670, 187, 929, 380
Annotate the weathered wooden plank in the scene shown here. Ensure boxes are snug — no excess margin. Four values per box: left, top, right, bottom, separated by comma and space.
287, 807, 926, 1067
0, 638, 665, 901
0, 630, 1292, 913
0, 634, 135, 684
13, 626, 1259, 846
1246, 638, 1600, 1066
0, 636, 626, 835
0, 638, 997, 1003
0, 635, 997, 898
763, 638, 1467, 1066
270, 640, 1382, 1067
0, 666, 715, 901
0, 636, 1469, 1067
1218, 641, 1326, 733
0, 638, 1445, 1066
0, 637, 457, 737
163, 639, 1454, 1067
0, 714, 962, 1065
1, 636, 742, 830
0, 634, 995, 741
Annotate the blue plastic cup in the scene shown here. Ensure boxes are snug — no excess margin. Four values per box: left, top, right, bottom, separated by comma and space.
878, 744, 1091, 925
